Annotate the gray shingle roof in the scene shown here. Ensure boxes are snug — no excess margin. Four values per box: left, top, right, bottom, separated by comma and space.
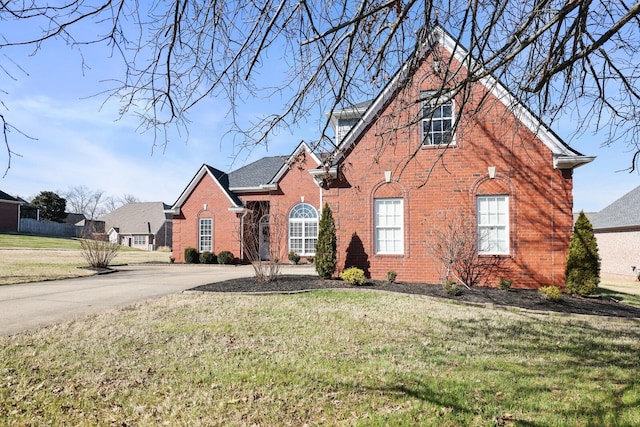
228, 156, 287, 189
590, 185, 640, 230
99, 202, 171, 235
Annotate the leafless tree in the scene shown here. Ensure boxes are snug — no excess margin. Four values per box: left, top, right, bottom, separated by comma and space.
79, 224, 120, 269
65, 186, 107, 219
240, 205, 287, 282
427, 209, 504, 288
1, 0, 639, 172
103, 193, 141, 213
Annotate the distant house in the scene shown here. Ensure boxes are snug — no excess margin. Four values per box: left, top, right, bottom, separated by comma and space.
589, 185, 640, 278
99, 202, 172, 250
0, 190, 21, 232
169, 27, 594, 289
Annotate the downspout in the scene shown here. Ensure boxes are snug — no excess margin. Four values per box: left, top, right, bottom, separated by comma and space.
17, 203, 21, 233
240, 210, 249, 260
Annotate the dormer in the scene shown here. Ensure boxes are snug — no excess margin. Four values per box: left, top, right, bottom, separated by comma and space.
327, 100, 372, 146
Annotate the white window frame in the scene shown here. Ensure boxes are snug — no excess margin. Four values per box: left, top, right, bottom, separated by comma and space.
374, 198, 404, 255
133, 235, 146, 246
288, 203, 318, 256
421, 91, 455, 146
477, 195, 509, 255
199, 218, 213, 253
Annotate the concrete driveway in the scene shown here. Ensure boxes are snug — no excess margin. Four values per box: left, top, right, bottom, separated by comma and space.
0, 264, 315, 337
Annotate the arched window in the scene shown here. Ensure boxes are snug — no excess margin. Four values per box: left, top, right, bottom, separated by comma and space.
289, 203, 318, 256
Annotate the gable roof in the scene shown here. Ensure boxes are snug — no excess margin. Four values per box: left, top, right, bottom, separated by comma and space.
590, 185, 640, 231
328, 26, 594, 170
172, 142, 322, 209
170, 164, 243, 211
99, 202, 171, 235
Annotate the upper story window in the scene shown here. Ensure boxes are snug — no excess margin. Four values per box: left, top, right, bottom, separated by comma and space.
421, 90, 454, 146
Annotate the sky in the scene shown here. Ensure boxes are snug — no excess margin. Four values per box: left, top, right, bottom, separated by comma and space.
1, 27, 639, 213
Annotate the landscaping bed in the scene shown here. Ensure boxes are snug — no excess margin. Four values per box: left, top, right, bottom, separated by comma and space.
192, 274, 640, 318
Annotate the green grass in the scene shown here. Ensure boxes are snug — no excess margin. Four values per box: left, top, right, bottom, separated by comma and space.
1, 291, 638, 426
0, 233, 170, 284
0, 233, 82, 249
597, 288, 640, 307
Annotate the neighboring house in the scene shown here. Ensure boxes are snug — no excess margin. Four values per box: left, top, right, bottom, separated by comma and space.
170, 27, 593, 289
588, 186, 640, 278
100, 202, 173, 250
0, 190, 21, 232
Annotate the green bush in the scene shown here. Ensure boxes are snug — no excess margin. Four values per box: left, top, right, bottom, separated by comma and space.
499, 277, 512, 291
184, 247, 199, 264
315, 204, 337, 279
340, 267, 367, 286
386, 270, 397, 283
539, 285, 562, 302
288, 250, 301, 264
306, 256, 315, 264
565, 211, 600, 296
443, 279, 463, 296
200, 251, 217, 264
217, 250, 234, 265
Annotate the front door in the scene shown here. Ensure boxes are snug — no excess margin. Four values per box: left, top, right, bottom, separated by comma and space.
259, 215, 270, 261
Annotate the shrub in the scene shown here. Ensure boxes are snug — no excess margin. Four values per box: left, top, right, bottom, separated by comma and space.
288, 250, 301, 264
306, 256, 315, 264
340, 267, 367, 285
565, 211, 600, 296
217, 250, 234, 265
169, 256, 175, 264
316, 204, 337, 279
184, 247, 199, 264
539, 285, 562, 302
499, 277, 512, 291
386, 270, 397, 283
200, 251, 217, 264
443, 279, 463, 296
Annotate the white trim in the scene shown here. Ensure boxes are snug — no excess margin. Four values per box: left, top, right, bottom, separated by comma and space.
477, 195, 510, 255
374, 198, 404, 255
270, 141, 323, 185
171, 164, 241, 210
331, 26, 594, 169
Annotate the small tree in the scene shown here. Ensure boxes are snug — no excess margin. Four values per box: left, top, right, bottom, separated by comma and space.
30, 191, 67, 222
241, 209, 286, 282
315, 203, 337, 279
79, 227, 120, 269
566, 211, 600, 296
427, 210, 503, 288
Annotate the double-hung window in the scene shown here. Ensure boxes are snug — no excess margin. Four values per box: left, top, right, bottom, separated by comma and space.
199, 218, 213, 252
477, 195, 509, 255
133, 235, 146, 246
421, 90, 454, 146
289, 203, 318, 256
374, 198, 404, 254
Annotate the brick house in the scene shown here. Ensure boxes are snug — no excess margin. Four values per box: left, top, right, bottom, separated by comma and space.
587, 186, 640, 278
170, 27, 594, 288
0, 190, 21, 233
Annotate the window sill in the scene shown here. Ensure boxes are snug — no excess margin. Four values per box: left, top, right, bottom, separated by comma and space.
421, 143, 457, 149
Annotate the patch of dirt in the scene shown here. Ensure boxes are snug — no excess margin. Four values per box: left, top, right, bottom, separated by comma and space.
190, 275, 640, 319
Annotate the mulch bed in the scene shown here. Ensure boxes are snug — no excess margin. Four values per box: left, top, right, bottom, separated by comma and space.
190, 275, 640, 319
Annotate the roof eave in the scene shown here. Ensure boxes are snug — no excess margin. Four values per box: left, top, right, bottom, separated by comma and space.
229, 183, 279, 193
554, 155, 596, 170
309, 166, 338, 185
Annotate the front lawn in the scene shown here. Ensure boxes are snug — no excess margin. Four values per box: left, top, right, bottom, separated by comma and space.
1, 291, 638, 425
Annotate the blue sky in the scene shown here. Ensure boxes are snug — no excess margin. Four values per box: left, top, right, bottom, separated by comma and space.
1, 33, 638, 213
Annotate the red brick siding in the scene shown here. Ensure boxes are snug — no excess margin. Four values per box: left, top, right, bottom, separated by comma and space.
172, 174, 241, 262
240, 154, 321, 260
323, 52, 573, 289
